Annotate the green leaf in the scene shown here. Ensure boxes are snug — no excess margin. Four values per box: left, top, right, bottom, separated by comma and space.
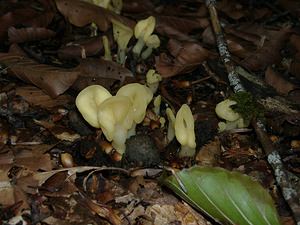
162, 166, 281, 225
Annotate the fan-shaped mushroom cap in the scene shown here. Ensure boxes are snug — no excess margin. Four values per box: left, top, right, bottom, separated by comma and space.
134, 16, 155, 40
97, 95, 134, 154
111, 18, 133, 50
215, 99, 240, 122
175, 104, 196, 157
75, 85, 112, 128
117, 83, 153, 123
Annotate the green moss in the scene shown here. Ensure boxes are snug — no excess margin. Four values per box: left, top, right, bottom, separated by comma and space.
229, 91, 263, 125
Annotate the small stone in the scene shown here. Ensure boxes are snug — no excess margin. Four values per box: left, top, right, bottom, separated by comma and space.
123, 134, 161, 167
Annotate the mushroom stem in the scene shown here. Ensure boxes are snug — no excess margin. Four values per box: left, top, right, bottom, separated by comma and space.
111, 123, 128, 154
117, 48, 126, 65
102, 35, 112, 61
166, 108, 175, 143
178, 145, 196, 158
127, 122, 136, 138
175, 104, 196, 158
132, 38, 145, 57
141, 47, 153, 60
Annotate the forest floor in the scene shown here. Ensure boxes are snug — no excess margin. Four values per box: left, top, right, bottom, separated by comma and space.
0, 0, 300, 224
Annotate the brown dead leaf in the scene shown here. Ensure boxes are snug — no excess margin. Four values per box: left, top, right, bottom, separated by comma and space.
73, 58, 133, 91
195, 138, 221, 166
74, 192, 121, 225
156, 16, 209, 42
8, 43, 27, 56
16, 86, 73, 110
0, 119, 9, 149
241, 29, 291, 71
157, 16, 209, 34
288, 52, 300, 80
0, 8, 38, 41
58, 35, 110, 59
278, 0, 300, 16
203, 26, 255, 59
265, 66, 297, 95
0, 6, 54, 41
8, 27, 56, 43
0, 53, 80, 98
225, 26, 263, 47
0, 164, 15, 206
289, 34, 300, 52
122, 0, 155, 13
156, 39, 213, 77
55, 0, 135, 31
12, 144, 54, 171
34, 119, 80, 142
217, 0, 247, 20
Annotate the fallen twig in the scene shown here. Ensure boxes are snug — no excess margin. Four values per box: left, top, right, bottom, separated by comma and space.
205, 0, 300, 223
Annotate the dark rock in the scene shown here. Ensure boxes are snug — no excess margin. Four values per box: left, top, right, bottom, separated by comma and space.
123, 134, 161, 168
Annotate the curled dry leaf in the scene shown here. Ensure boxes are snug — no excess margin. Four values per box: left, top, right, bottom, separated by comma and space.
156, 39, 213, 77
122, 0, 155, 13
15, 86, 73, 110
0, 53, 79, 98
156, 16, 209, 42
58, 35, 113, 59
0, 6, 54, 41
156, 16, 209, 35
217, 0, 247, 20
8, 27, 56, 43
289, 34, 300, 52
241, 29, 291, 71
55, 0, 135, 32
8, 43, 27, 56
278, 0, 300, 16
224, 26, 263, 47
195, 138, 221, 166
34, 119, 80, 142
289, 52, 300, 80
73, 58, 133, 91
156, 23, 195, 42
265, 66, 298, 95
0, 8, 36, 41
202, 26, 253, 59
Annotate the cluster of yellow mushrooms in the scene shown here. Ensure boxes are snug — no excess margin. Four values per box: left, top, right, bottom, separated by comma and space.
75, 82, 246, 158
75, 81, 197, 158
215, 99, 246, 132
77, 0, 247, 158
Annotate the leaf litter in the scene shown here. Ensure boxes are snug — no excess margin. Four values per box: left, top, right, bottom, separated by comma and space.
0, 0, 299, 224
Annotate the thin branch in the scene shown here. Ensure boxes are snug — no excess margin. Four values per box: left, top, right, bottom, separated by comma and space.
205, 0, 300, 223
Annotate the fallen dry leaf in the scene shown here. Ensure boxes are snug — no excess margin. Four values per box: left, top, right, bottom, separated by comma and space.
196, 138, 221, 166
15, 86, 73, 110
55, 0, 135, 31
265, 66, 297, 95
8, 27, 56, 43
278, 0, 300, 16
289, 34, 300, 52
241, 29, 291, 71
59, 39, 99, 60
156, 16, 209, 35
58, 34, 113, 59
34, 119, 80, 142
217, 0, 247, 20
156, 39, 213, 77
0, 164, 15, 206
73, 58, 133, 91
288, 52, 300, 80
0, 53, 80, 98
122, 0, 155, 13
